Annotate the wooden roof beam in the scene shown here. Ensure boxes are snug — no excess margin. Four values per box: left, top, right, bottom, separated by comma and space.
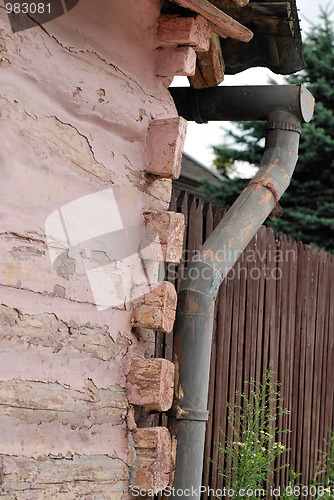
211, 1, 295, 37
171, 0, 253, 42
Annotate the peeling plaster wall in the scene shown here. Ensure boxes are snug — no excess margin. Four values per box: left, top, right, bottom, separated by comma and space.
0, 0, 178, 497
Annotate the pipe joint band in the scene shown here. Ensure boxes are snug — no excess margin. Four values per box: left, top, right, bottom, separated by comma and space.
170, 406, 209, 421
266, 120, 302, 134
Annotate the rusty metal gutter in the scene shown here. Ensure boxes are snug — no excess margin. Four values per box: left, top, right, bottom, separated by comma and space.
167, 85, 314, 499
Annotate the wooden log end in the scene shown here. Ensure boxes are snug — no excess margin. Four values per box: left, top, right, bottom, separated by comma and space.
131, 427, 173, 493
126, 355, 175, 411
141, 211, 185, 263
131, 281, 177, 333
158, 14, 212, 52
188, 32, 225, 88
155, 46, 197, 77
145, 117, 187, 179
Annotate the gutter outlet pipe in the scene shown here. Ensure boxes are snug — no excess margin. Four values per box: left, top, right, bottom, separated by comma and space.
167, 85, 314, 499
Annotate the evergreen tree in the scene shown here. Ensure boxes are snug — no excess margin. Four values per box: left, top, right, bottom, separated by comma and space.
199, 11, 334, 252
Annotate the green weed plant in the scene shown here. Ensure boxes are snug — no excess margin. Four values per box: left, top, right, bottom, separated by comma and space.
214, 367, 333, 499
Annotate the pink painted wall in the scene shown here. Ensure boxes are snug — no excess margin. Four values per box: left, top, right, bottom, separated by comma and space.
0, 0, 183, 496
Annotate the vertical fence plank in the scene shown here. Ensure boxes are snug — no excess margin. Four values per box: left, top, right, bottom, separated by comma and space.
236, 249, 248, 403
310, 250, 327, 481
276, 233, 287, 484
265, 229, 278, 488
225, 260, 241, 487
255, 226, 267, 386
215, 274, 234, 494
245, 235, 257, 390
290, 242, 304, 475
319, 255, 331, 464
282, 236, 297, 485
284, 238, 298, 483
303, 248, 319, 481
298, 245, 311, 480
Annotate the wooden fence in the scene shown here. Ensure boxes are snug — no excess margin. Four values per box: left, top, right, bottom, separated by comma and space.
156, 191, 334, 493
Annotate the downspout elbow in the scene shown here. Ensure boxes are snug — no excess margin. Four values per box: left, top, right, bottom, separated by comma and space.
181, 107, 304, 300
168, 86, 314, 500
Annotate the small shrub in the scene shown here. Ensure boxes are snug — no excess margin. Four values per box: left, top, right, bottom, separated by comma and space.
213, 366, 333, 499
214, 365, 290, 498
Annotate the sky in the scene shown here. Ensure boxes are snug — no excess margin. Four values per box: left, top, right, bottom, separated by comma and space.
172, 0, 334, 175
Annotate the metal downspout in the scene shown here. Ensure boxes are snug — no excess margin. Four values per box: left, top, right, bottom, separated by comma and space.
167, 85, 315, 499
